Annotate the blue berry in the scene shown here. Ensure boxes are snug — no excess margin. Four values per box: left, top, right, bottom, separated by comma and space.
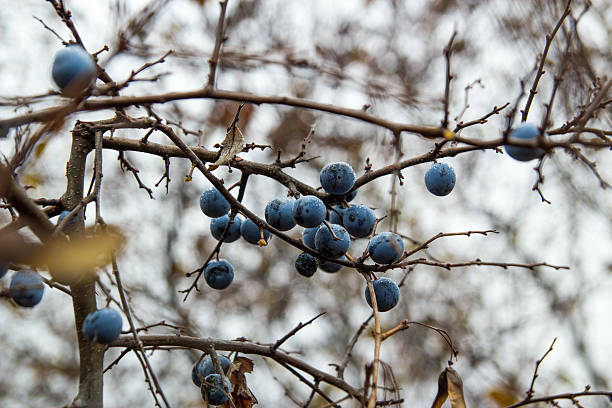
292, 195, 326, 228
329, 205, 347, 226
425, 163, 456, 196
240, 218, 271, 245
345, 189, 358, 202
504, 122, 545, 161
82, 308, 123, 344
192, 355, 232, 387
320, 255, 346, 273
201, 373, 232, 405
9, 270, 44, 307
210, 215, 242, 242
320, 162, 356, 195
343, 205, 375, 238
0, 263, 8, 279
364, 277, 400, 312
52, 45, 97, 97
368, 232, 404, 264
58, 210, 79, 233
295, 253, 319, 277
200, 187, 230, 218
315, 224, 351, 259
204, 260, 234, 290
265, 198, 296, 231
302, 226, 320, 249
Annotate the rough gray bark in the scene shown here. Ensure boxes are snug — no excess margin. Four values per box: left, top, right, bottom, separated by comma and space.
61, 127, 103, 408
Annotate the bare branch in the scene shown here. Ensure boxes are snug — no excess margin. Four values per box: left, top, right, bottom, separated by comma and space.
521, 0, 572, 122
207, 0, 230, 87
272, 312, 326, 351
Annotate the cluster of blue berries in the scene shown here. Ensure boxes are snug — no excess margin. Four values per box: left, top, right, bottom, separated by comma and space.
199, 187, 272, 290
198, 162, 406, 313
192, 355, 232, 405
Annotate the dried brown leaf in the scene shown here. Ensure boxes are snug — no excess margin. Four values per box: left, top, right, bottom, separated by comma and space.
208, 127, 245, 171
446, 367, 467, 408
431, 369, 449, 408
227, 356, 258, 408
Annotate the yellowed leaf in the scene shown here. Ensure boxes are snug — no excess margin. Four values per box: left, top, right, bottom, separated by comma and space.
35, 226, 125, 273
446, 367, 467, 408
34, 141, 48, 159
487, 387, 517, 406
431, 369, 448, 408
22, 173, 43, 187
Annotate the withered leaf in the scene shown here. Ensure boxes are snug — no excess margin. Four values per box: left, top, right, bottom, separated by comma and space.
226, 356, 258, 408
446, 367, 467, 408
431, 369, 449, 408
208, 126, 245, 171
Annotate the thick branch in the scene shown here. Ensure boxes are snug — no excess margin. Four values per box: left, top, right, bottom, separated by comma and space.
111, 334, 364, 400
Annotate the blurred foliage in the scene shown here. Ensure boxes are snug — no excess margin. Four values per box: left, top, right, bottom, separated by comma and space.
0, 0, 611, 407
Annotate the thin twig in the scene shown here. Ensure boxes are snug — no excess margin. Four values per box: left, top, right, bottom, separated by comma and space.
277, 361, 339, 406
521, 0, 572, 121
118, 151, 154, 198
404, 230, 498, 258
380, 320, 458, 363
33, 16, 65, 42
441, 31, 457, 129
207, 0, 229, 87
272, 312, 326, 351
532, 158, 551, 204
333, 313, 373, 379
505, 389, 612, 408
111, 256, 172, 408
362, 273, 381, 408
525, 338, 558, 401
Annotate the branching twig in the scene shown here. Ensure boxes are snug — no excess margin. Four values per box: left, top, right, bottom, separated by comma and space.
525, 338, 557, 401
505, 389, 612, 408
333, 313, 373, 379
380, 320, 458, 363
111, 256, 172, 408
454, 102, 510, 133
118, 151, 154, 199
521, 0, 572, 122
404, 230, 498, 258
272, 312, 326, 351
532, 158, 551, 204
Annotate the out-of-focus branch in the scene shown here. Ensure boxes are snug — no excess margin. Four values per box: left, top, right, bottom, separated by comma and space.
505, 389, 612, 408
207, 0, 229, 87
441, 31, 457, 129
521, 0, 572, 122
0, 88, 447, 139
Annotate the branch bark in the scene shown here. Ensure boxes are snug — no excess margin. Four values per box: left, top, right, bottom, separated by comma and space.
111, 334, 364, 401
